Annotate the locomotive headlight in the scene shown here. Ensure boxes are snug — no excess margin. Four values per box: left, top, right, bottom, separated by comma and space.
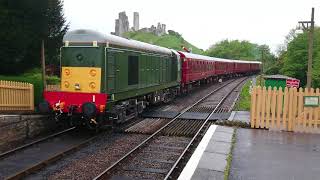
75, 83, 81, 90
64, 81, 70, 88
65, 69, 71, 76
89, 69, 97, 77
76, 54, 83, 61
89, 82, 96, 89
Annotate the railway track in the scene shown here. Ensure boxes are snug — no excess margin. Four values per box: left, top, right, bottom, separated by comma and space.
93, 77, 247, 180
0, 127, 97, 180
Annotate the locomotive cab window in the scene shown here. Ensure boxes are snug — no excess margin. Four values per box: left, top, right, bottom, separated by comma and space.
128, 55, 139, 85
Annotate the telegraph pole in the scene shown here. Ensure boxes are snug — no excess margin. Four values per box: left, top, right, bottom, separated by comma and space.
260, 47, 265, 75
41, 40, 46, 89
298, 7, 315, 88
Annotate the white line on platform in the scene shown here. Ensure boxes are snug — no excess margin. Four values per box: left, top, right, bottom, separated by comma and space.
178, 124, 218, 180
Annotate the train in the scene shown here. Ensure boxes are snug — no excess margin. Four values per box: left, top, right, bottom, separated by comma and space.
39, 29, 261, 129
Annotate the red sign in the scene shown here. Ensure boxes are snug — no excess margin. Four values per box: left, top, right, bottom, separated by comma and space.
286, 79, 300, 88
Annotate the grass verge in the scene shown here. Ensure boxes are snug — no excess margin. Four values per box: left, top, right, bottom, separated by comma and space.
234, 79, 252, 111
224, 128, 237, 180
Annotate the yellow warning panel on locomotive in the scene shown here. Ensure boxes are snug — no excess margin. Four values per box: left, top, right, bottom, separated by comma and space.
61, 66, 101, 93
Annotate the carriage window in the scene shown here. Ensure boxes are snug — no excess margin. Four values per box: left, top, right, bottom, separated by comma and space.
128, 55, 139, 85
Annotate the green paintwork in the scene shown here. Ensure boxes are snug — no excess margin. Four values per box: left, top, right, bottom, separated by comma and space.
61, 43, 180, 109
105, 47, 179, 101
264, 78, 287, 89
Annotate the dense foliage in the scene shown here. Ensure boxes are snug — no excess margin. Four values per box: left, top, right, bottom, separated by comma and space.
124, 31, 204, 54
0, 0, 68, 75
205, 40, 276, 73
274, 27, 320, 87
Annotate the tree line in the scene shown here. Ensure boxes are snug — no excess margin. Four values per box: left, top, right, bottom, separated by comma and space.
205, 39, 276, 72
205, 28, 320, 88
274, 28, 320, 87
0, 0, 68, 75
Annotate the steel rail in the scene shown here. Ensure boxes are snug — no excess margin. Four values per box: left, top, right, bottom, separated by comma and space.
0, 127, 76, 159
164, 77, 248, 180
93, 78, 242, 180
5, 135, 98, 180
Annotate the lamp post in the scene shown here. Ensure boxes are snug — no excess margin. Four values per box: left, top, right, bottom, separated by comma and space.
298, 7, 315, 88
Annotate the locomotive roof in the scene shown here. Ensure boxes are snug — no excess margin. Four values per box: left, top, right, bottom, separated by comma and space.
63, 29, 172, 55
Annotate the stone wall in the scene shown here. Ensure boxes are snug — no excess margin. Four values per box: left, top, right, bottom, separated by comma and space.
133, 12, 139, 31
113, 11, 167, 37
0, 114, 56, 151
114, 11, 129, 37
139, 22, 166, 36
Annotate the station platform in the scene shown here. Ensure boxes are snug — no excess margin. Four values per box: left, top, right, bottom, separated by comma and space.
230, 128, 320, 180
178, 125, 234, 180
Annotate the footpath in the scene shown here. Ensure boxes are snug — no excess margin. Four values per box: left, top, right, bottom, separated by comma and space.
230, 128, 320, 180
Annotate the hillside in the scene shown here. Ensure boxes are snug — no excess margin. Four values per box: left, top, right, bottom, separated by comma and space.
123, 31, 204, 54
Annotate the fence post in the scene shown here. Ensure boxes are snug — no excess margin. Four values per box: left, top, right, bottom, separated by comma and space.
315, 88, 320, 131
288, 88, 293, 131
308, 88, 315, 133
292, 88, 298, 131
250, 86, 257, 128
265, 87, 272, 128
30, 84, 34, 111
270, 87, 277, 129
256, 86, 262, 128
276, 87, 283, 129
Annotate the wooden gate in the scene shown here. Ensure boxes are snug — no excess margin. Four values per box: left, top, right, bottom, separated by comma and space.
250, 86, 320, 133
0, 80, 34, 111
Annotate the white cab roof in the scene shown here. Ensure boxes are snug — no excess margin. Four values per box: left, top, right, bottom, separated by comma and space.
63, 29, 172, 55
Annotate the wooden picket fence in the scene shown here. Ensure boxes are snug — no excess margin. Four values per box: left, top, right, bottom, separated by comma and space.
0, 80, 34, 111
250, 86, 320, 133
45, 84, 60, 91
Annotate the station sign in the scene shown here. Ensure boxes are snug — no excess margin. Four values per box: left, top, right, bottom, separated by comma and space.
286, 79, 300, 88
304, 96, 319, 107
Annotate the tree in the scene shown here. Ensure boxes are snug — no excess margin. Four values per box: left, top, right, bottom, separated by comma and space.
278, 27, 320, 87
0, 0, 68, 75
45, 0, 69, 66
206, 39, 276, 73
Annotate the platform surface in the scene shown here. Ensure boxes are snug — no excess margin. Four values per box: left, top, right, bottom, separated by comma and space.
227, 111, 250, 123
178, 125, 234, 180
230, 128, 320, 180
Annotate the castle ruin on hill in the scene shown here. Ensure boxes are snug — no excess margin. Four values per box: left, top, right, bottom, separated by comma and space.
113, 11, 166, 37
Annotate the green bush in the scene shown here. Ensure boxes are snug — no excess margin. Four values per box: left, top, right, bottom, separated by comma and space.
47, 76, 60, 85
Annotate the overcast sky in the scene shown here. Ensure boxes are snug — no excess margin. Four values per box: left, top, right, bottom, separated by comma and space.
64, 0, 319, 53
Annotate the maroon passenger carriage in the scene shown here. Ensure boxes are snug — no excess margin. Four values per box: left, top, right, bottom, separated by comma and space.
177, 51, 261, 93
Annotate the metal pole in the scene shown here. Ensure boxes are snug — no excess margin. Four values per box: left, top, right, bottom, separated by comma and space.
41, 40, 46, 89
306, 7, 314, 88
261, 48, 264, 75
